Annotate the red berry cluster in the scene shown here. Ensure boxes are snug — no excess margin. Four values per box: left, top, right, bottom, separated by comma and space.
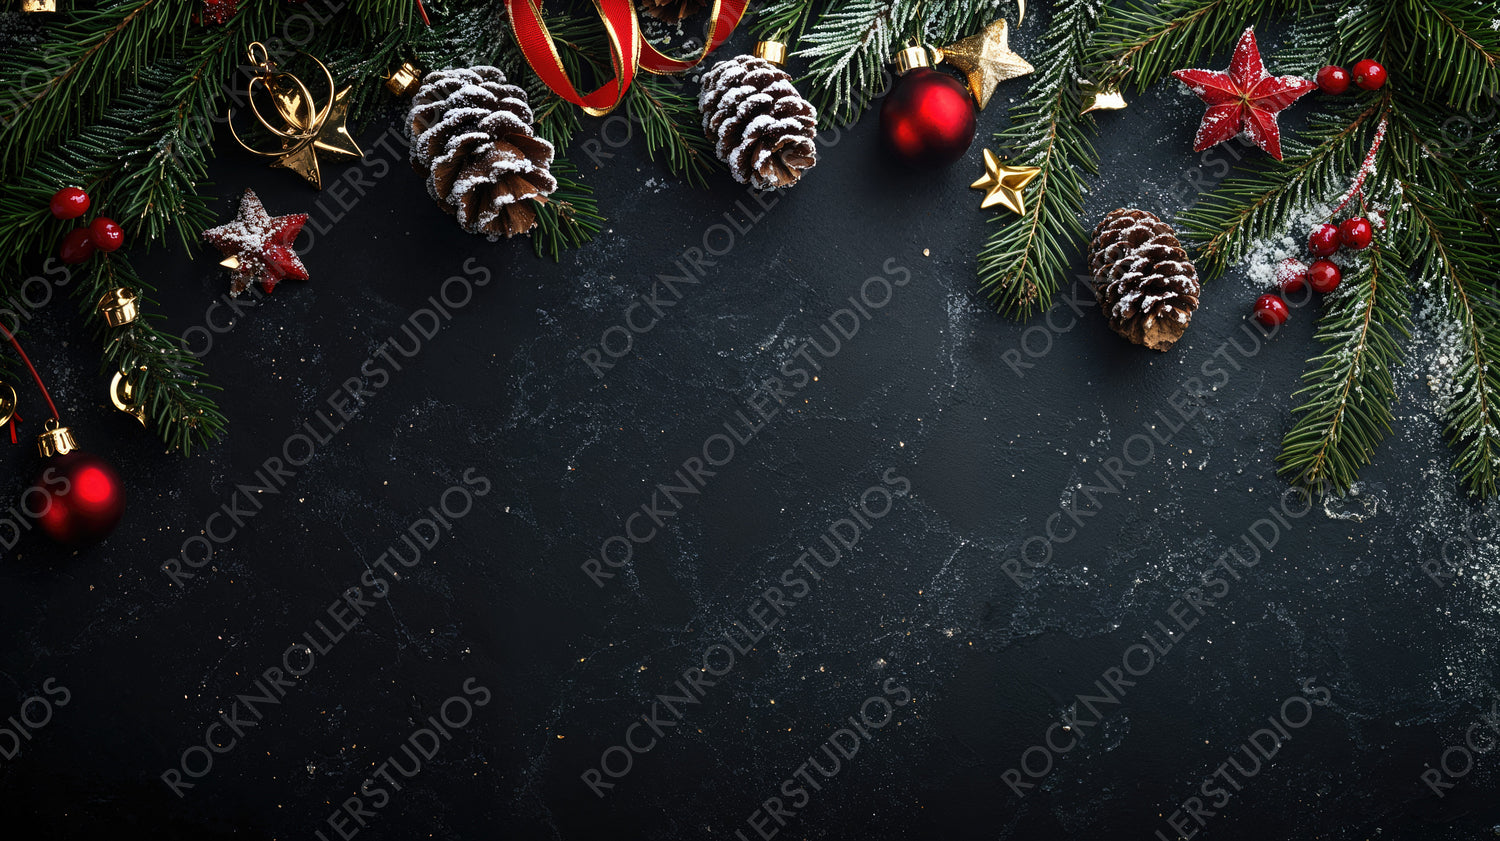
1252, 215, 1375, 326
49, 187, 125, 265
1315, 60, 1387, 95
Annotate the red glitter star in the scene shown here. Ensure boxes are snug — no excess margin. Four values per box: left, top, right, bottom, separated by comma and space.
1171, 27, 1315, 161
202, 189, 309, 296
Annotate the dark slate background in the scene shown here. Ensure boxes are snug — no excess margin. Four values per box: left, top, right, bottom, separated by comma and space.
2, 13, 1499, 841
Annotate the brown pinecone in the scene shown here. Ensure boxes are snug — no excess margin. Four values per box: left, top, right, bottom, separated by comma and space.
1088, 208, 1202, 352
698, 55, 817, 190
408, 66, 557, 240
638, 0, 705, 21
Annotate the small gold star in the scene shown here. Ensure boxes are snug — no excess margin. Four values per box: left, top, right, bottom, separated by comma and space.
970, 149, 1040, 215
938, 18, 1033, 109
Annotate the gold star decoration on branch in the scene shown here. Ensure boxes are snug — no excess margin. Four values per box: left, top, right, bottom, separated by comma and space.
937, 18, 1034, 109
971, 149, 1040, 214
227, 42, 362, 189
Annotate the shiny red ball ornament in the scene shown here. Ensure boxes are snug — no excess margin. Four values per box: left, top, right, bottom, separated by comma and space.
1308, 224, 1341, 257
1307, 259, 1342, 293
1276, 258, 1308, 293
89, 217, 124, 252
29, 452, 126, 547
1253, 293, 1289, 327
1315, 65, 1350, 94
59, 228, 96, 264
49, 187, 91, 220
880, 68, 977, 169
1339, 217, 1373, 249
1352, 59, 1387, 90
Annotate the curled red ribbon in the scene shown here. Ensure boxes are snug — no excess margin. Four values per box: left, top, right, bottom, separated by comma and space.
506, 0, 748, 116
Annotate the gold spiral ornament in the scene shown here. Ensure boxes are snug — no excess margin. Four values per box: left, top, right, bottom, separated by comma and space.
228, 42, 362, 189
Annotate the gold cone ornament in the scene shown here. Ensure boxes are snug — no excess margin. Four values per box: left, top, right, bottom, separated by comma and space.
1080, 79, 1128, 114
971, 149, 1040, 214
385, 61, 422, 96
20, 0, 58, 11
37, 418, 76, 457
228, 42, 362, 189
936, 19, 1033, 109
96, 287, 140, 327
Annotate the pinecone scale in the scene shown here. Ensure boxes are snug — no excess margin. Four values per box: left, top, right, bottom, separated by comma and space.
1087, 208, 1202, 352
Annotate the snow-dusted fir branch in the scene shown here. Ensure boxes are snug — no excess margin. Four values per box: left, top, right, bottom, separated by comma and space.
790, 0, 1005, 127
1278, 210, 1412, 494
976, 0, 1105, 318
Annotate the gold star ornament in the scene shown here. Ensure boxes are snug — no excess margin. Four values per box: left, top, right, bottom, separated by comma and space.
971, 149, 1041, 215
228, 42, 362, 190
937, 19, 1034, 109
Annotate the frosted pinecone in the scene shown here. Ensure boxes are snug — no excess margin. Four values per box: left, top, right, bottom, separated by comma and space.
408, 66, 557, 240
698, 55, 817, 190
1088, 208, 1201, 352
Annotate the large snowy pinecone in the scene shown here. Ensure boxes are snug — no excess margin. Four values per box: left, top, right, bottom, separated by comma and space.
698, 55, 817, 190
1087, 208, 1201, 352
408, 66, 557, 240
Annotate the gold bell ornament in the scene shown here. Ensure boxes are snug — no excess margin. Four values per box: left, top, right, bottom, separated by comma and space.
97, 287, 140, 327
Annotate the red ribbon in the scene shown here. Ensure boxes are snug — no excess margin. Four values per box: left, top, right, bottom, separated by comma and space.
507, 0, 747, 116
639, 0, 748, 75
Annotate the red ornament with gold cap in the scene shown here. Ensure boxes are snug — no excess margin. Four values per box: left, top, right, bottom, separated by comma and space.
880, 44, 977, 168
0, 323, 124, 548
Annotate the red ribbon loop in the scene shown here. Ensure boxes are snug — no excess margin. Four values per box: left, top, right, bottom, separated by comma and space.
507, 0, 747, 115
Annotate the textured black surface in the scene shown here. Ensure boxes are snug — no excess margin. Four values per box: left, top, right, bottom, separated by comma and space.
2, 21, 1500, 841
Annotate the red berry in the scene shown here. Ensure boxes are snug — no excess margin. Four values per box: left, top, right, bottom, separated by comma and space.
1307, 259, 1342, 293
1253, 293, 1290, 327
1308, 224, 1341, 257
89, 217, 124, 252
1276, 258, 1309, 293
1339, 217, 1373, 250
59, 228, 96, 264
1352, 59, 1387, 90
1315, 65, 1350, 94
49, 187, 90, 220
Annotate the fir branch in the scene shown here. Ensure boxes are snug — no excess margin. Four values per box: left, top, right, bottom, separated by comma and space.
1090, 0, 1290, 91
1178, 98, 1387, 279
532, 159, 605, 261
0, 0, 190, 170
752, 0, 820, 45
624, 75, 718, 188
1278, 215, 1411, 494
797, 0, 920, 127
976, 0, 1103, 318
87, 256, 227, 456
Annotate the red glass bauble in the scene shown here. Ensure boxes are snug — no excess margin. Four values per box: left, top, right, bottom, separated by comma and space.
29, 452, 125, 547
879, 68, 977, 169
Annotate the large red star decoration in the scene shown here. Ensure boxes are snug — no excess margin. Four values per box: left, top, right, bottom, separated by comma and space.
1170, 27, 1315, 160
202, 189, 309, 296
